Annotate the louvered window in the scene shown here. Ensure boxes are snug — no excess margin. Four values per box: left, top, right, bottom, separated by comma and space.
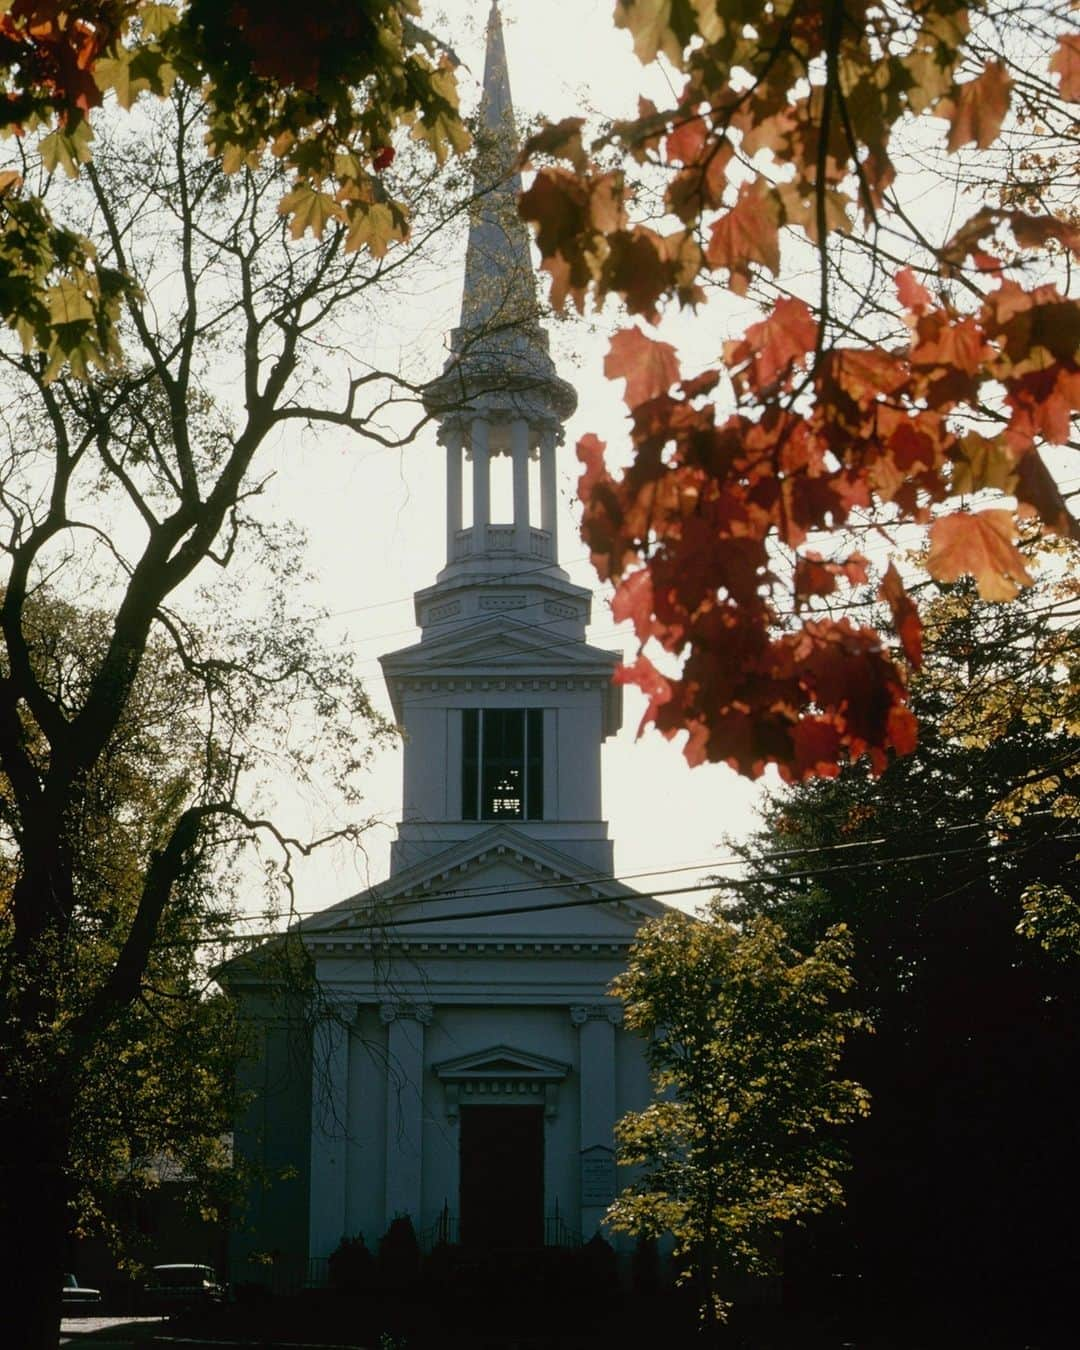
462, 709, 543, 821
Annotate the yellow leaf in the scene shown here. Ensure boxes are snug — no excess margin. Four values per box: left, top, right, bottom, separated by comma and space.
48, 280, 95, 326
950, 432, 1018, 495
689, 0, 724, 44
94, 54, 145, 110
139, 3, 179, 38
40, 123, 94, 179
344, 201, 406, 258
277, 184, 346, 240
615, 0, 683, 67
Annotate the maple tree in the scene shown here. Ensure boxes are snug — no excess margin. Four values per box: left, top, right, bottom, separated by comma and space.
519, 0, 1080, 781
1, 0, 468, 374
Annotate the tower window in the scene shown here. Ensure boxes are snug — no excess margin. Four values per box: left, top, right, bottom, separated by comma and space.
462, 709, 543, 821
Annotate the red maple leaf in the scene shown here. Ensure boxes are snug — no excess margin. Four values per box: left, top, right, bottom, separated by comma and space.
705, 181, 780, 288
605, 327, 681, 408
939, 61, 1012, 152
879, 563, 923, 667
724, 296, 817, 395
1050, 34, 1080, 102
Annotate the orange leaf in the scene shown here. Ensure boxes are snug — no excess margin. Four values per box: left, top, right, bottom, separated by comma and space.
940, 61, 1012, 152
887, 705, 919, 757
896, 267, 931, 312
725, 296, 817, 394
1050, 34, 1080, 102
926, 510, 1033, 600
705, 181, 780, 283
605, 327, 681, 408
879, 562, 923, 667
612, 569, 656, 640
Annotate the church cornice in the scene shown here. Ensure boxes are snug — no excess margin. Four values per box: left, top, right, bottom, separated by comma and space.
303, 936, 635, 959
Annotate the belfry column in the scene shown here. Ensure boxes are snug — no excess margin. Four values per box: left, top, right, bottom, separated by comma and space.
309, 1013, 349, 1260
471, 419, 490, 535
511, 418, 530, 554
571, 1004, 621, 1237
383, 1003, 432, 1223
445, 425, 463, 562
540, 425, 558, 559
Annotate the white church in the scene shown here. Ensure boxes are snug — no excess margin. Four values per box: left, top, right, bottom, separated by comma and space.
226, 3, 668, 1285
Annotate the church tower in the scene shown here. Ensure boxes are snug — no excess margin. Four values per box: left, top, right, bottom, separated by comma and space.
381, 0, 623, 878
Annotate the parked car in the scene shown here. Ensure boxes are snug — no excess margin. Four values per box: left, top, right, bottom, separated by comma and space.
62, 1273, 102, 1310
143, 1263, 225, 1315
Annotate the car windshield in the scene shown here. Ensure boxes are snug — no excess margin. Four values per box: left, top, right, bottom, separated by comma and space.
152, 1267, 212, 1286
63, 1274, 77, 1288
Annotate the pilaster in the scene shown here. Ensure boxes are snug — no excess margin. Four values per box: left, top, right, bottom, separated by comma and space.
571, 1003, 622, 1236
309, 1013, 349, 1261
445, 425, 463, 563
382, 1002, 433, 1224
540, 425, 558, 557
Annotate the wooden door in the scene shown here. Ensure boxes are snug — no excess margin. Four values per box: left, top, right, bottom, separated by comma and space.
459, 1105, 544, 1249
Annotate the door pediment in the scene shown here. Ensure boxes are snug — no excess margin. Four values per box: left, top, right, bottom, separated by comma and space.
433, 1044, 570, 1119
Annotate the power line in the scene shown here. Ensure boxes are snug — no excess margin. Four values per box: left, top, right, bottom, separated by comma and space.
225, 813, 1026, 925
207, 823, 1080, 947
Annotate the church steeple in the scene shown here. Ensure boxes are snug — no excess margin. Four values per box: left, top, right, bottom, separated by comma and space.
423, 0, 576, 591
381, 2, 622, 879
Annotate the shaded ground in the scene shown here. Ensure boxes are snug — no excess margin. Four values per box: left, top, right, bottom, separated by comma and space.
54, 1293, 1066, 1350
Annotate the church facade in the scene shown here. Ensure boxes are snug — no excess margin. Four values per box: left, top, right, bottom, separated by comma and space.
226, 3, 665, 1287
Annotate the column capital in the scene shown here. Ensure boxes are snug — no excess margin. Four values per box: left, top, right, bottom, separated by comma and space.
570, 1003, 623, 1027
380, 1001, 434, 1025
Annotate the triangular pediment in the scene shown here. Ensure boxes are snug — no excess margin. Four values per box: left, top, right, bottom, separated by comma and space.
381, 615, 618, 678
433, 1044, 569, 1082
299, 824, 667, 946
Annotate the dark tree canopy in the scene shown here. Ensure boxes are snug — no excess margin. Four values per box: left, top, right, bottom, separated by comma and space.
724, 556, 1080, 1341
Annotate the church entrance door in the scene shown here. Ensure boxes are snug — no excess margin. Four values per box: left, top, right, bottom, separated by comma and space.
459, 1105, 544, 1249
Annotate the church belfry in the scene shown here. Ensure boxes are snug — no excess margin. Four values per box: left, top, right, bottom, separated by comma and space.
380, 0, 623, 877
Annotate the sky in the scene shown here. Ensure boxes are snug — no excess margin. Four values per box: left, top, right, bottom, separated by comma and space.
253, 0, 773, 918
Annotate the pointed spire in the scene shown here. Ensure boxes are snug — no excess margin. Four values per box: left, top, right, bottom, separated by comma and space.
457, 1, 536, 339
478, 0, 515, 143
425, 0, 576, 423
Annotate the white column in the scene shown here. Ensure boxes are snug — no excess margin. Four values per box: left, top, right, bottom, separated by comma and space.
511, 418, 531, 555
471, 418, 490, 538
540, 425, 558, 560
309, 1013, 349, 1260
383, 1003, 432, 1225
571, 1004, 620, 1238
445, 425, 463, 563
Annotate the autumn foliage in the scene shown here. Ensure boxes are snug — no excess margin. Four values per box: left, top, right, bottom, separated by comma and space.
520, 0, 1080, 781
1, 1, 467, 375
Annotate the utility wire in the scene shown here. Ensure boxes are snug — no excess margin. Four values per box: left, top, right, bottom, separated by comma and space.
225, 812, 1046, 925
205, 826, 1080, 948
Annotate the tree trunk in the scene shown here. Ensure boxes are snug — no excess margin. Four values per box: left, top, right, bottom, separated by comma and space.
0, 1083, 74, 1350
